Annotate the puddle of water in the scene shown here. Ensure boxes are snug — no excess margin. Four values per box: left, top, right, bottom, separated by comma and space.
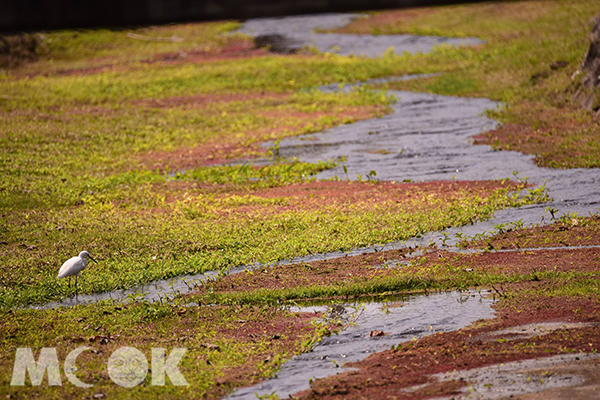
227, 290, 495, 400
238, 14, 483, 57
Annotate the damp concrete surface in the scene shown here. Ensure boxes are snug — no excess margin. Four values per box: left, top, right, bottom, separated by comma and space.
238, 13, 483, 57
227, 290, 495, 400
420, 353, 600, 400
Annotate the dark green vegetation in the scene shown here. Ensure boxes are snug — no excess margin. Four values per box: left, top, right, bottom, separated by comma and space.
333, 0, 600, 168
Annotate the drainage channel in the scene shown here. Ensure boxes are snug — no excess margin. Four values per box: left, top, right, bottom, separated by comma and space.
26, 12, 600, 399
33, 14, 599, 310
227, 290, 495, 399
238, 13, 483, 57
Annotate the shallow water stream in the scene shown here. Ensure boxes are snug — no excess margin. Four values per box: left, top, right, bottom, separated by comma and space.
228, 290, 495, 399
230, 15, 600, 399
36, 13, 599, 309
238, 14, 483, 56
28, 11, 600, 399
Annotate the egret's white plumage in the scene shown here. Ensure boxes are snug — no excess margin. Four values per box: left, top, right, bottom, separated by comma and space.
58, 251, 97, 293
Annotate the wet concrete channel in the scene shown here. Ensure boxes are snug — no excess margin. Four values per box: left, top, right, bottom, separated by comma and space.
227, 290, 495, 400
39, 14, 600, 309
238, 13, 483, 56
33, 12, 600, 399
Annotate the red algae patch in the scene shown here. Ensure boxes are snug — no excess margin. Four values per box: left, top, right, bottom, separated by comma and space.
465, 215, 600, 249
145, 40, 265, 65
140, 142, 263, 171
157, 179, 521, 218
324, 8, 439, 35
473, 110, 600, 169
136, 105, 388, 171
249, 180, 518, 202
18, 40, 265, 79
256, 106, 377, 121
296, 292, 600, 400
409, 247, 600, 276
132, 92, 291, 109
193, 249, 412, 295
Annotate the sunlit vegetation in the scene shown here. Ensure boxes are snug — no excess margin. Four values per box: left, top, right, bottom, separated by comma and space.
3, 1, 594, 397
333, 0, 600, 168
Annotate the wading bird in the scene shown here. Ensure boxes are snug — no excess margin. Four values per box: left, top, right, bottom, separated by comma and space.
58, 251, 98, 295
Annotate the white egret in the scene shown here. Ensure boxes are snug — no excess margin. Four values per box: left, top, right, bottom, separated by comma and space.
58, 251, 98, 294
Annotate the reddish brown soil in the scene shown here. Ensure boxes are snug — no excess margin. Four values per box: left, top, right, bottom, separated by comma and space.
145, 40, 265, 66
155, 180, 520, 219
297, 291, 600, 400
247, 179, 517, 202
327, 2, 554, 40
237, 179, 517, 216
143, 142, 262, 171
472, 105, 600, 168
16, 40, 266, 79
465, 216, 600, 249
3, 104, 116, 122
409, 247, 600, 276
325, 8, 438, 35
137, 105, 386, 171
132, 92, 291, 109
195, 249, 412, 295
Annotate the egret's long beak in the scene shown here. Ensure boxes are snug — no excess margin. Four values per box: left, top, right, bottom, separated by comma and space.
89, 256, 98, 264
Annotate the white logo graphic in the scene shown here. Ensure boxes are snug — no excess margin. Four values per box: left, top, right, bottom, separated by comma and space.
11, 346, 188, 387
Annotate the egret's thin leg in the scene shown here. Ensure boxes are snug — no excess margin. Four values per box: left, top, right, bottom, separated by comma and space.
75, 275, 78, 297
68, 276, 71, 288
